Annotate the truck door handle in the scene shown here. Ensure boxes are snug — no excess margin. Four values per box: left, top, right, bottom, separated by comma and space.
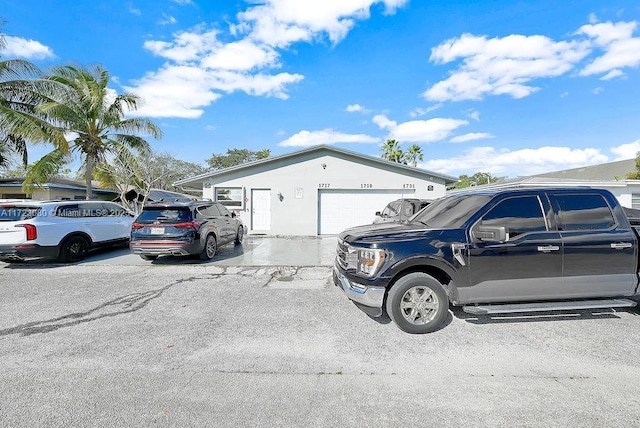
611, 242, 633, 250
537, 245, 560, 253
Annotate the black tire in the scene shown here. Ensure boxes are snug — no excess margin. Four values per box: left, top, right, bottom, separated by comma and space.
235, 226, 244, 245
58, 235, 90, 263
140, 255, 158, 261
199, 234, 217, 260
386, 272, 448, 334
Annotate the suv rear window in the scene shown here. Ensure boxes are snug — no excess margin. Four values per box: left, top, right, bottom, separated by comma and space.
0, 205, 41, 221
137, 207, 192, 223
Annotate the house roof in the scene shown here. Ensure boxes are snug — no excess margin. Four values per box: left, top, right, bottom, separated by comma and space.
532, 158, 636, 181
0, 177, 117, 194
174, 145, 458, 187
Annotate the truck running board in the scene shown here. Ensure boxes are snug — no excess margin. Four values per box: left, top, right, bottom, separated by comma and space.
462, 299, 637, 315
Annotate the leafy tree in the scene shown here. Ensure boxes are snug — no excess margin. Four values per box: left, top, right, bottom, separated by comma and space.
381, 139, 404, 163
206, 148, 270, 170
403, 144, 424, 167
96, 149, 207, 211
454, 172, 499, 189
626, 152, 640, 179
18, 65, 163, 199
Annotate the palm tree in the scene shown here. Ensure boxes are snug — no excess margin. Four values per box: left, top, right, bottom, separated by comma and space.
381, 139, 403, 163
0, 24, 44, 170
24, 65, 162, 199
404, 144, 424, 167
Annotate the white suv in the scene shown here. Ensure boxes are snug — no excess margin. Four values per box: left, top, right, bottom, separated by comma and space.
0, 200, 134, 263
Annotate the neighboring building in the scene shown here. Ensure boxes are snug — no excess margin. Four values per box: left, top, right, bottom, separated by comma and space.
175, 145, 457, 236
448, 158, 640, 209
0, 178, 117, 201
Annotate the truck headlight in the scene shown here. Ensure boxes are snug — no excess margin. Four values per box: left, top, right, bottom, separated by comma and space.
357, 249, 385, 277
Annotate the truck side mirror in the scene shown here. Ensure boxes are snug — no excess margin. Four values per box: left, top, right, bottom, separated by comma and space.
375, 211, 381, 216
474, 225, 507, 242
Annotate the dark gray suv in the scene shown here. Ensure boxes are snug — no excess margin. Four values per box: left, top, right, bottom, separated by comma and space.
130, 201, 244, 261
373, 198, 432, 224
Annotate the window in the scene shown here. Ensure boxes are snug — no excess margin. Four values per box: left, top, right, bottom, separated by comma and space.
196, 205, 220, 218
552, 194, 615, 231
382, 201, 401, 217
137, 208, 192, 223
478, 196, 547, 239
216, 204, 231, 217
56, 202, 106, 218
215, 187, 244, 208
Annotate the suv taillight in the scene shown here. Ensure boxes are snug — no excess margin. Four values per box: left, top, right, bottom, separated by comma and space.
17, 224, 37, 240
131, 222, 144, 229
174, 221, 200, 230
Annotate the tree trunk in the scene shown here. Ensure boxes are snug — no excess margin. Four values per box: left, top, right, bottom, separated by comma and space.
85, 153, 94, 200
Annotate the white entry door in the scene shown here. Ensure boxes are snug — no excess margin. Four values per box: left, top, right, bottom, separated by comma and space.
251, 189, 271, 231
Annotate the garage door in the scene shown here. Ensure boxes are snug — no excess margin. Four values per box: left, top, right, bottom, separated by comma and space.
318, 189, 415, 235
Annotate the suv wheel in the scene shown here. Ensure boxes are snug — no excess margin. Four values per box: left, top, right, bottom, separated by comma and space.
58, 235, 90, 263
199, 234, 217, 260
235, 226, 244, 245
386, 272, 448, 334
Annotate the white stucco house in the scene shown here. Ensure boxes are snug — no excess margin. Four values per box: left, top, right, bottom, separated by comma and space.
175, 145, 457, 236
448, 158, 640, 209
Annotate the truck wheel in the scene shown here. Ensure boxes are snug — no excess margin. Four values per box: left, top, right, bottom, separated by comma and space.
58, 235, 90, 263
386, 272, 448, 334
199, 234, 217, 260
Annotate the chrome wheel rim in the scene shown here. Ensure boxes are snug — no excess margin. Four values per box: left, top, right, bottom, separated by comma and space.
400, 285, 439, 325
206, 237, 216, 257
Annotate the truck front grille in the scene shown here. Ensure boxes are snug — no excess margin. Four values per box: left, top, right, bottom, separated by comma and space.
336, 238, 356, 270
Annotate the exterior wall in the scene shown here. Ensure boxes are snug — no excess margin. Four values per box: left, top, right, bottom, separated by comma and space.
0, 185, 113, 201
201, 151, 447, 236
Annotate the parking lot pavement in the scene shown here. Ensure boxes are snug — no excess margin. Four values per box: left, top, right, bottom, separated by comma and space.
2, 263, 640, 427
0, 235, 339, 268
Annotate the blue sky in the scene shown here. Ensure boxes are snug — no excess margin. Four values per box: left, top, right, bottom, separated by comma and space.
2, 0, 640, 178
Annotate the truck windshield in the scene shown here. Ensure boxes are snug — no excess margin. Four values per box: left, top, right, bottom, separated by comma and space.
410, 194, 491, 228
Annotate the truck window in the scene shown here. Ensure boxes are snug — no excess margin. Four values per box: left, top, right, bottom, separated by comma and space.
412, 194, 492, 228
478, 196, 547, 239
553, 194, 615, 231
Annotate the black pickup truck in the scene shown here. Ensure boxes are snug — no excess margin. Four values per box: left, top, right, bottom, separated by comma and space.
333, 187, 640, 334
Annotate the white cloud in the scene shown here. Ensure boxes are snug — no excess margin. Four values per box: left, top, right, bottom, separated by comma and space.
124, 66, 222, 118
125, 65, 303, 118
409, 104, 441, 117
600, 69, 624, 80
450, 133, 494, 143
2, 36, 55, 60
239, 0, 408, 46
373, 114, 468, 143
129, 1, 406, 118
468, 110, 480, 121
611, 139, 640, 160
158, 14, 177, 25
346, 103, 366, 112
592, 86, 603, 94
278, 129, 381, 147
421, 146, 608, 177
172, 0, 193, 4
578, 21, 640, 77
201, 40, 279, 71
423, 33, 591, 102
128, 4, 141, 16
